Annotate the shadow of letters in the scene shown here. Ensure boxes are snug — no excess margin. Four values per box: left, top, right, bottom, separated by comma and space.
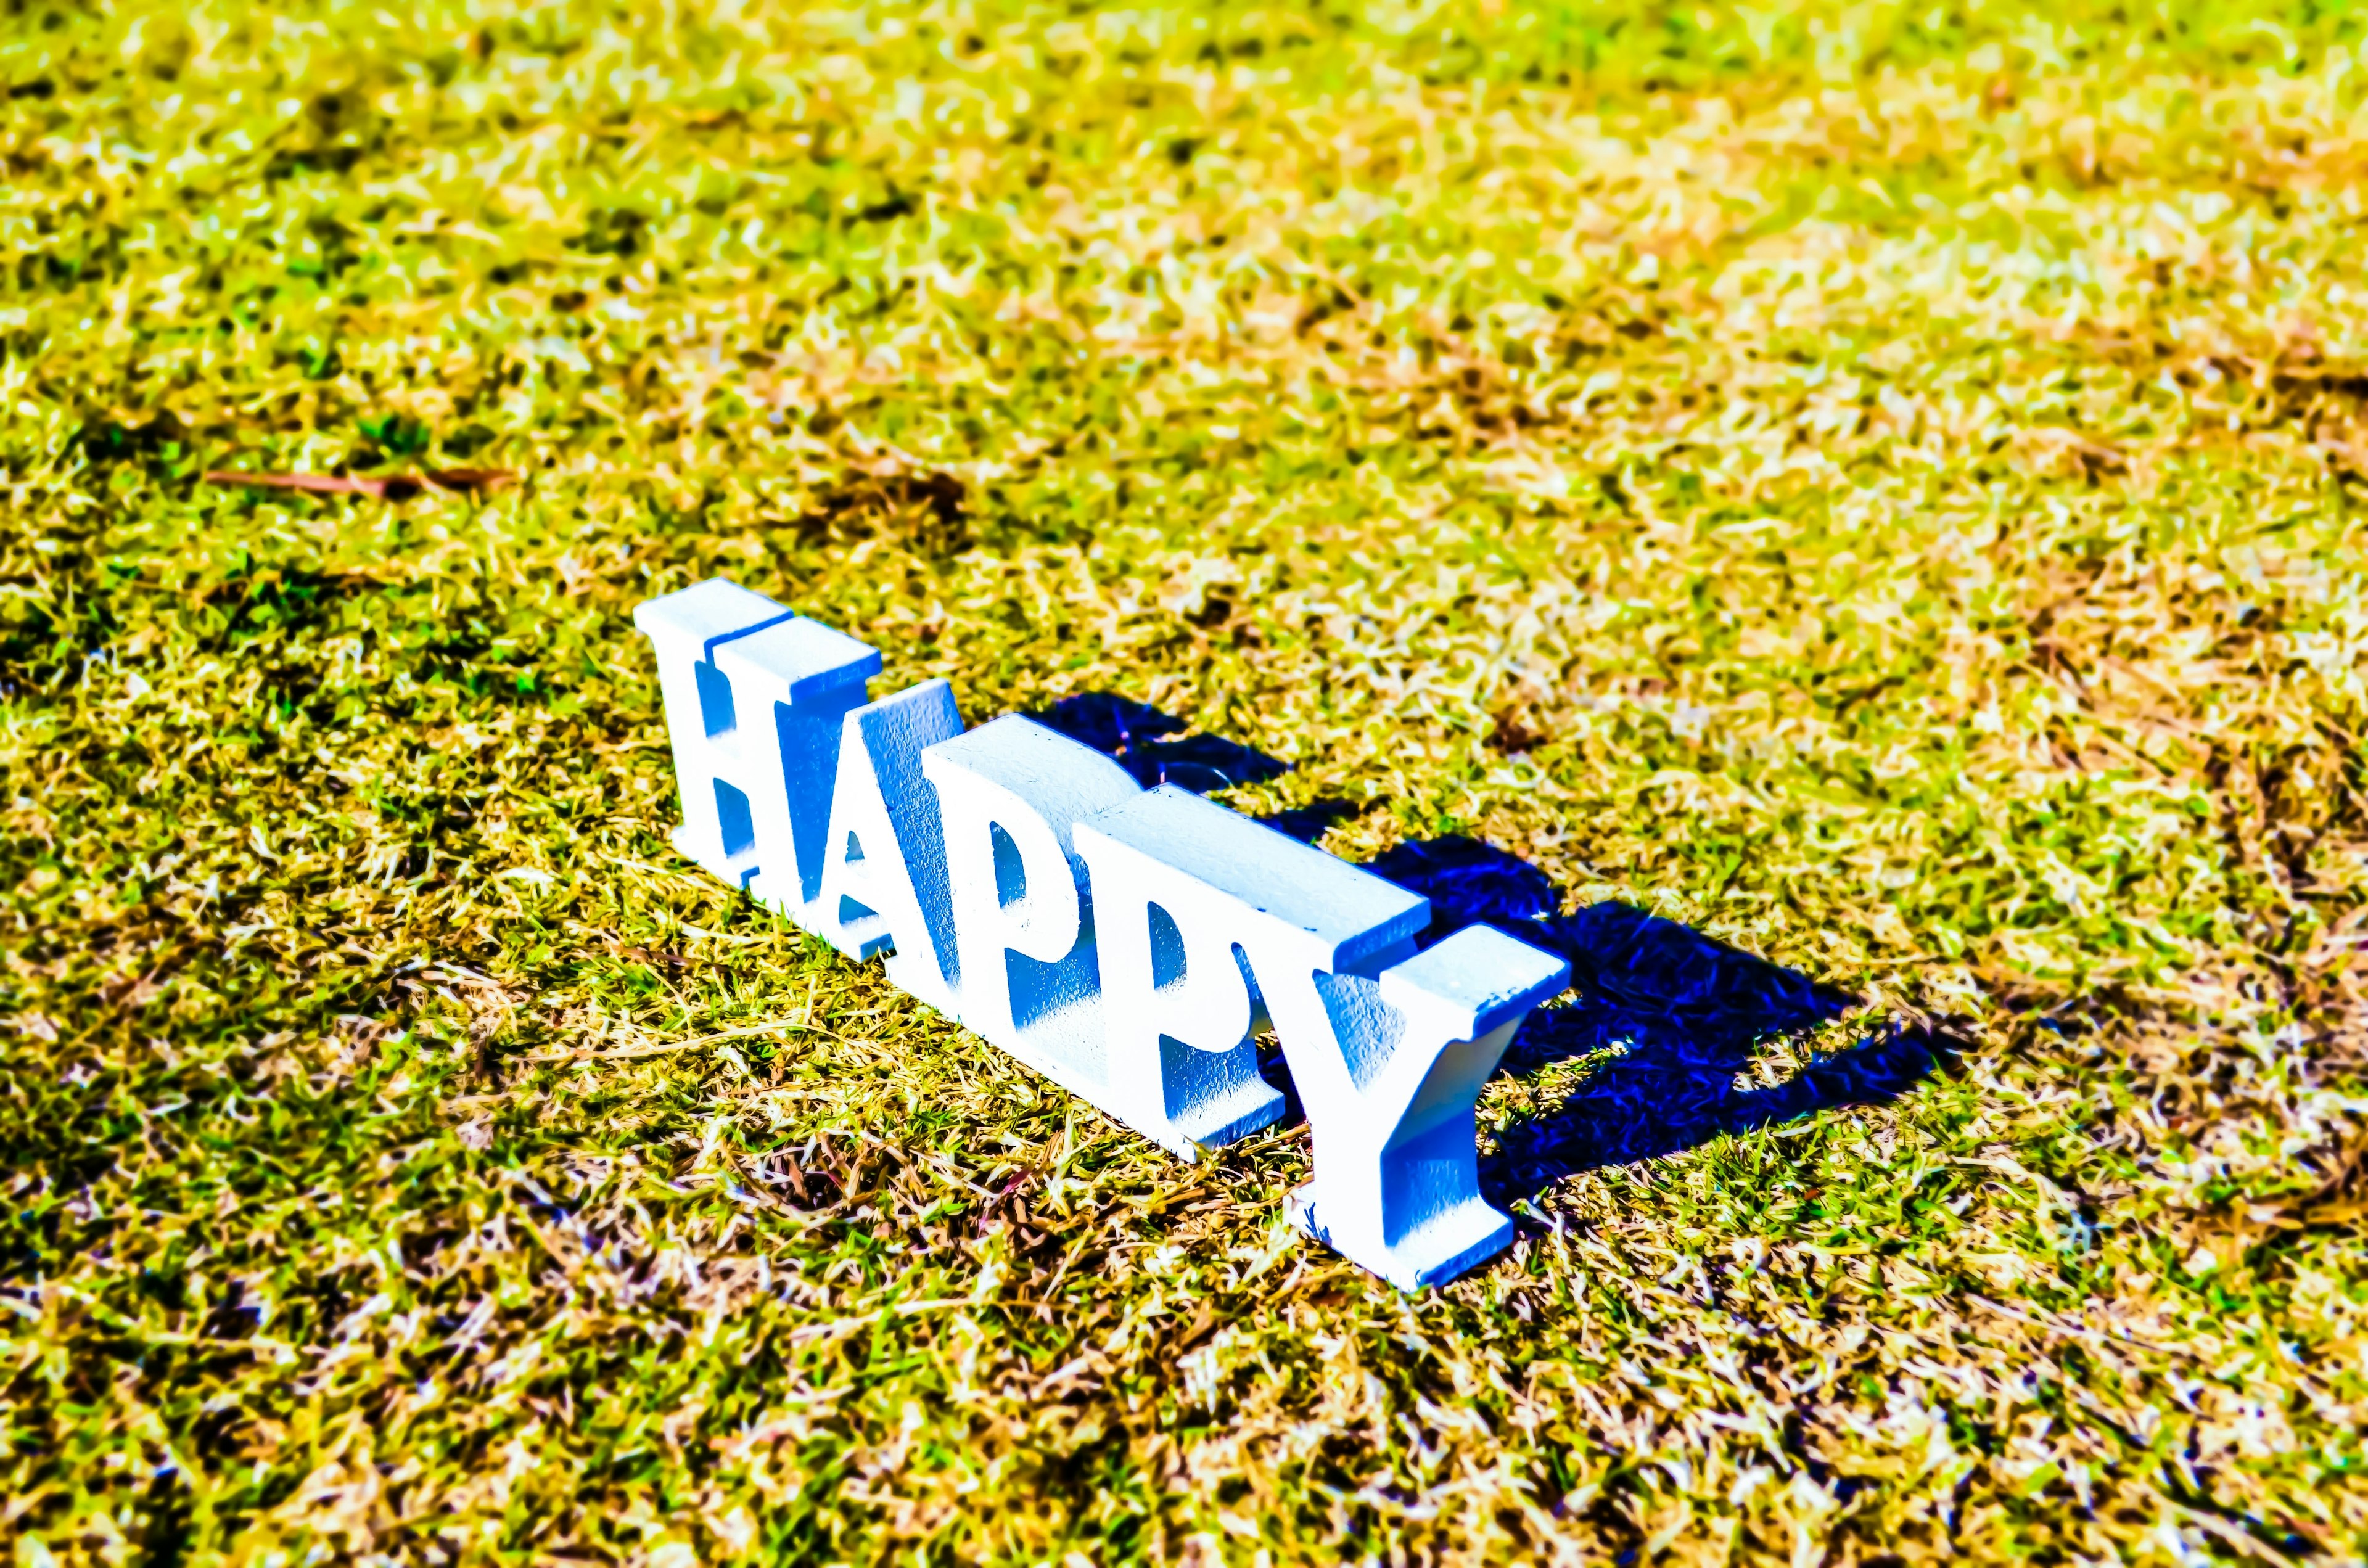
636, 581, 1917, 1286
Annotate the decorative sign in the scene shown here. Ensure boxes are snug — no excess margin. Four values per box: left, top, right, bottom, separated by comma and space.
635, 580, 1571, 1289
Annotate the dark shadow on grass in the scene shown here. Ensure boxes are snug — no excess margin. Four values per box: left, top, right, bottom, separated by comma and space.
1029, 692, 1289, 794
1363, 835, 1949, 1194
1365, 835, 1558, 943
1256, 798, 1362, 844
1014, 721, 1944, 1184
1031, 694, 1361, 840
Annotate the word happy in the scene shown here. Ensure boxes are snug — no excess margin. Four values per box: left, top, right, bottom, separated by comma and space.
636, 580, 1571, 1289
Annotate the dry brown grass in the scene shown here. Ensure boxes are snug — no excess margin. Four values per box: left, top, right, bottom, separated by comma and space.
3, 1, 2365, 1562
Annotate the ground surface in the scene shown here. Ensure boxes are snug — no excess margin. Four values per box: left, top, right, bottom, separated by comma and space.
5, 1, 2367, 1562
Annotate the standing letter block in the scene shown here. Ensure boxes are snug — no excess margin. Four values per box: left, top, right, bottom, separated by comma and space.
633, 580, 882, 922
815, 679, 967, 1016
1076, 786, 1569, 1287
634, 578, 1579, 1291
1071, 785, 1418, 1158
1287, 926, 1569, 1289
921, 716, 1143, 1101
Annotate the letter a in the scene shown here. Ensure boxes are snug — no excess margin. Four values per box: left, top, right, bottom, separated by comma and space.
815, 679, 966, 1015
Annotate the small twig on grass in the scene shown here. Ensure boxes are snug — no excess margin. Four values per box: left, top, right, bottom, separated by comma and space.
202, 467, 516, 499
833, 1127, 999, 1203
516, 1016, 837, 1064
2153, 1492, 2305, 1568
1034, 1233, 1099, 1318
788, 1295, 988, 1345
1967, 1293, 2200, 1360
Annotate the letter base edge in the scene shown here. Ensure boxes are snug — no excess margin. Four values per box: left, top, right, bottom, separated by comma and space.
1284, 1188, 1515, 1292
1121, 1077, 1288, 1164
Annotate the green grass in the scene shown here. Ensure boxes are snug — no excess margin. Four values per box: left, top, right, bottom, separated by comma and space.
6, 0, 2367, 1561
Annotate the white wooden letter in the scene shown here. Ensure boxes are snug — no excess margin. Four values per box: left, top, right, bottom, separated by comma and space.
920, 716, 1141, 1101
632, 580, 880, 921
1269, 927, 1568, 1289
1075, 786, 1569, 1288
1071, 785, 1404, 1157
815, 679, 966, 1014
635, 578, 1574, 1292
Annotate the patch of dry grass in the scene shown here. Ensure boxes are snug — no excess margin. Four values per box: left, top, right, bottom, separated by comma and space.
4, 1, 2366, 1562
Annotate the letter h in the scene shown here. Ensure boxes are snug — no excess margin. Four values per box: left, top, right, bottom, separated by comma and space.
633, 579, 881, 919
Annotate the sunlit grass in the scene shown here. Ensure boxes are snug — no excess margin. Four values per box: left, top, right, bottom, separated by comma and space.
3, 1, 2365, 1562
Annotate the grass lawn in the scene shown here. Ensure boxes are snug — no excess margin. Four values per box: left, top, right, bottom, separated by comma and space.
7, 0, 2367, 1561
